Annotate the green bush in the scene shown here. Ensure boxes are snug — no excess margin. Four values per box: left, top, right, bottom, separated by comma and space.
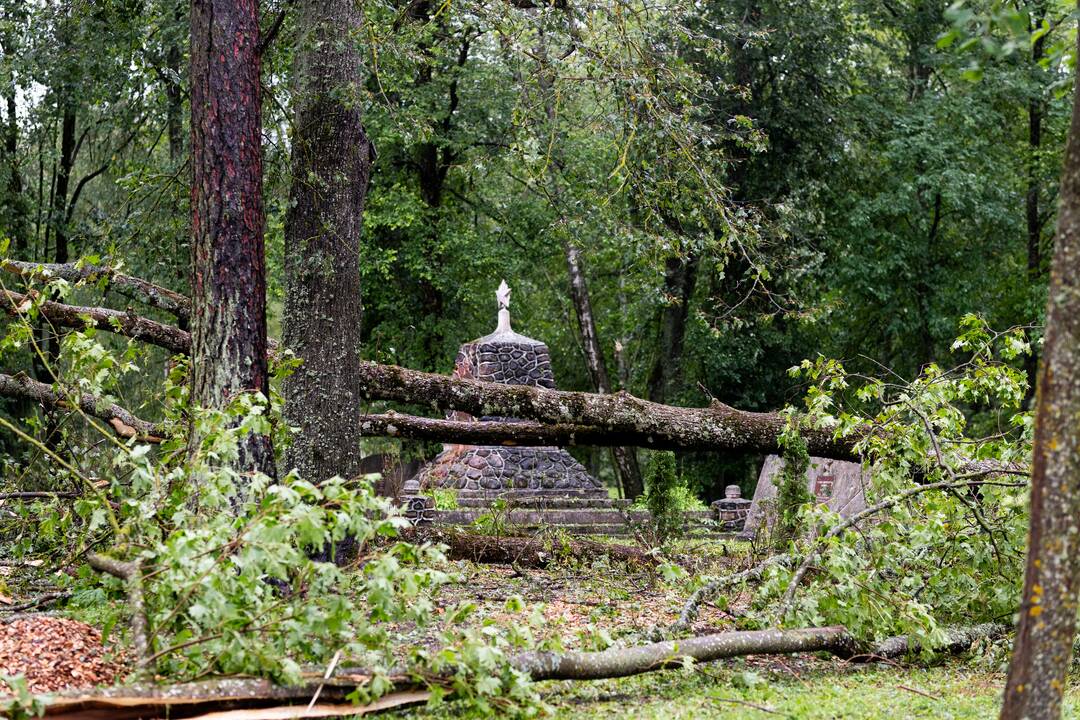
642, 451, 704, 544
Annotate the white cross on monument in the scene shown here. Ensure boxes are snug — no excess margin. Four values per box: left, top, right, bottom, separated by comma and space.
495, 280, 512, 333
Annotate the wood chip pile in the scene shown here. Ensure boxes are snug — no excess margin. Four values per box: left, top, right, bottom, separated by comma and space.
0, 617, 123, 694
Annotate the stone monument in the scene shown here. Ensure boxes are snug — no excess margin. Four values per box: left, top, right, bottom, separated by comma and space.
739, 454, 868, 539
411, 281, 607, 498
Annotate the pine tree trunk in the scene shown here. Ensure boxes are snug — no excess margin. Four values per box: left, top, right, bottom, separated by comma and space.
189, 0, 274, 477
282, 0, 371, 483
1000, 12, 1080, 718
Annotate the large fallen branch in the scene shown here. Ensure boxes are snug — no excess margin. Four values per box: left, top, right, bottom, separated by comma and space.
354, 363, 858, 459
406, 527, 660, 569
2, 290, 189, 354
0, 293, 857, 458
361, 411, 713, 450
0, 293, 1034, 470
1, 259, 192, 322
20, 624, 1006, 717
0, 372, 165, 442
513, 623, 1007, 680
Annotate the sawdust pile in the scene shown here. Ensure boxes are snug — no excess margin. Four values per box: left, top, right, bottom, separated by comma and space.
0, 617, 124, 694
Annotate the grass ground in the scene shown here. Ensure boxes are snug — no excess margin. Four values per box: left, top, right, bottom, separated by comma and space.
399, 662, 1080, 718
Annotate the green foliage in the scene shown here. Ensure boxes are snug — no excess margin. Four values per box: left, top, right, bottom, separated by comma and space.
642, 451, 700, 545
0, 321, 544, 714
774, 429, 812, 548
425, 487, 460, 511
749, 318, 1031, 650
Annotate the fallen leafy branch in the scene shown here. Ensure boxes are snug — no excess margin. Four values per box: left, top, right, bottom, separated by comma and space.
0, 372, 165, 442
671, 477, 1026, 636
1, 259, 192, 323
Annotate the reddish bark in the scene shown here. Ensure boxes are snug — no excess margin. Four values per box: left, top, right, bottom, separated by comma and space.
189, 0, 274, 476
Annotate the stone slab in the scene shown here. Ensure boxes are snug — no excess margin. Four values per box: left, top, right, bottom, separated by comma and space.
740, 454, 869, 539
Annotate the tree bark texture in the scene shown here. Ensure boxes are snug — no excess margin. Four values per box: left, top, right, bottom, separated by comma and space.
282, 0, 372, 483
565, 245, 645, 498
189, 0, 274, 476
1001, 14, 1080, 718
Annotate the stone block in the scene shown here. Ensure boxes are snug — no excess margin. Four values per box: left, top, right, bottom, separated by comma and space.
740, 455, 868, 539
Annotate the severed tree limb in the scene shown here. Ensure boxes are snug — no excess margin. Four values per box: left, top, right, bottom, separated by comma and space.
361, 411, 700, 450
2, 289, 190, 354
513, 623, 1008, 681
86, 553, 150, 674
1, 259, 191, 323
0, 291, 859, 458
19, 624, 1006, 717
405, 527, 660, 569
0, 372, 165, 442
354, 362, 859, 459
0, 292, 1036, 469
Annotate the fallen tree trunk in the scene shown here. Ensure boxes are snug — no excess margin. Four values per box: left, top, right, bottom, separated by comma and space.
354, 363, 858, 459
2, 290, 189, 355
0, 292, 857, 458
514, 623, 1007, 680
407, 527, 660, 569
20, 624, 1006, 718
360, 411, 701, 450
0, 293, 1034, 470
0, 259, 191, 323
0, 372, 165, 442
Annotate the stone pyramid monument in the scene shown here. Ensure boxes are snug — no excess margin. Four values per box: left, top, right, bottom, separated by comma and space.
412, 281, 607, 498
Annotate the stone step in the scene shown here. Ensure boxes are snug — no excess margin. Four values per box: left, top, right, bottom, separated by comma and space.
453, 496, 632, 509
432, 508, 716, 526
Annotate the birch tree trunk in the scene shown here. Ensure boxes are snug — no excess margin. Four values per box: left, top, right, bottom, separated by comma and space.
189, 0, 274, 477
282, 0, 372, 483
1000, 11, 1080, 717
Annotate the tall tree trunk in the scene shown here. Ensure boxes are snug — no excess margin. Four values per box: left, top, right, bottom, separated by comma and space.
165, 1, 184, 166
38, 103, 75, 450
564, 243, 644, 497
1024, 3, 1049, 404
282, 0, 371, 483
189, 0, 274, 477
647, 254, 700, 404
0, 0, 25, 259
1000, 13, 1080, 718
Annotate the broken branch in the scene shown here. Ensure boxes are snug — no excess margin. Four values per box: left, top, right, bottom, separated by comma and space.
0, 372, 165, 442
2, 289, 190, 354
86, 553, 150, 673
1, 260, 191, 322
